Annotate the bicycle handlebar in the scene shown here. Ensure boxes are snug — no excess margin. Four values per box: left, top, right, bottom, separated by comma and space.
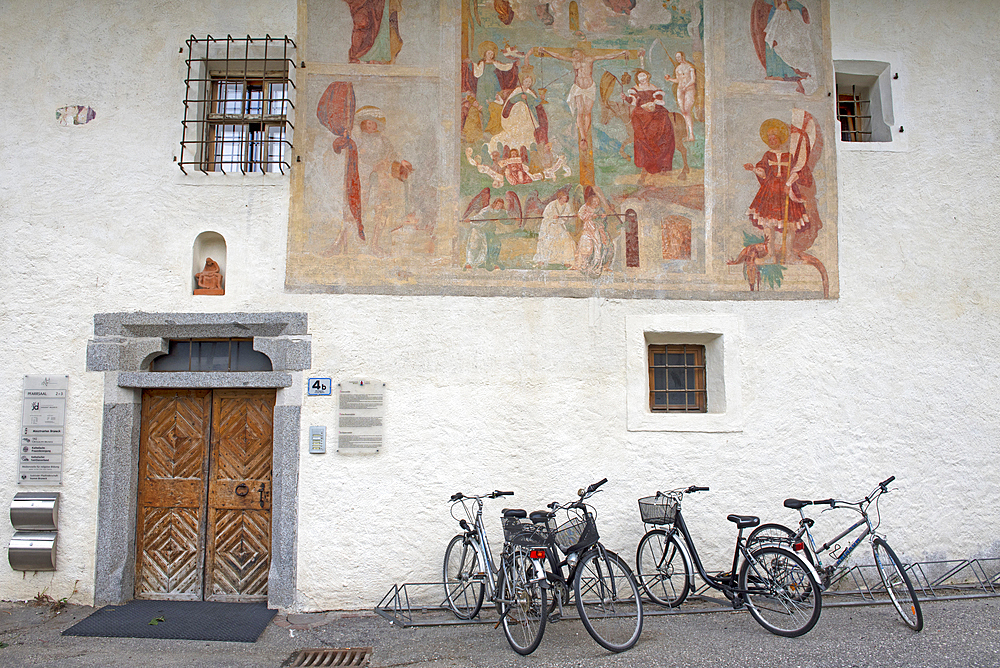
879, 476, 895, 490
450, 490, 514, 503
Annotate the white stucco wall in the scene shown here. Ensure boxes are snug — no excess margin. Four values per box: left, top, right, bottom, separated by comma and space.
0, 0, 997, 611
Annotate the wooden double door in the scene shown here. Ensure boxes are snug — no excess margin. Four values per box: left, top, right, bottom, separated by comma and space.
135, 389, 275, 602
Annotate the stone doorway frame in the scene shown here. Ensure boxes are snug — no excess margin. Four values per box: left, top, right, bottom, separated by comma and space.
87, 312, 310, 609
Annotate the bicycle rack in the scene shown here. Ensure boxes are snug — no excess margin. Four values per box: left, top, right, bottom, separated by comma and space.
376, 558, 1000, 627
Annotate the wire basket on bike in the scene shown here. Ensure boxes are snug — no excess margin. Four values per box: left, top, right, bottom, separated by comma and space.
502, 516, 549, 548
553, 514, 600, 553
638, 491, 682, 525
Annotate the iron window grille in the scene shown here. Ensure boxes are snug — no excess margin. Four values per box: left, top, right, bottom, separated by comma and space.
837, 83, 872, 142
150, 339, 273, 372
179, 35, 296, 174
648, 344, 707, 413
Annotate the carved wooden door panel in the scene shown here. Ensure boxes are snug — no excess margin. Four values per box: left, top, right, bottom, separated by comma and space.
204, 389, 274, 602
135, 389, 274, 602
135, 389, 212, 600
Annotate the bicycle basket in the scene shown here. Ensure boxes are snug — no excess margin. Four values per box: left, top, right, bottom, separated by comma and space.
554, 515, 599, 553
502, 517, 549, 548
638, 492, 681, 525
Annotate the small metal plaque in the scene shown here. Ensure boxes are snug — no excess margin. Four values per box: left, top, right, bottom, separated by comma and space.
337, 379, 384, 453
308, 426, 327, 454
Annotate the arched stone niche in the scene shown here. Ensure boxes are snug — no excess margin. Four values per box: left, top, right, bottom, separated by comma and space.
193, 232, 227, 295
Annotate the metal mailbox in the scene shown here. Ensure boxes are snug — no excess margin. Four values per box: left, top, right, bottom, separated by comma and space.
10, 492, 59, 531
8, 532, 57, 571
8, 492, 59, 571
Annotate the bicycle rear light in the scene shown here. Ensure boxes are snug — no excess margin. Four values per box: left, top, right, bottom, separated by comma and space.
529, 549, 546, 560
793, 541, 805, 551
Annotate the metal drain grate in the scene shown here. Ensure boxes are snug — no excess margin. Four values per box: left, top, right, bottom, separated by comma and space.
289, 647, 372, 667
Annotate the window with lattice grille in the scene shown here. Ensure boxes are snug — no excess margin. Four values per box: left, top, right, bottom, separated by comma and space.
648, 344, 707, 413
179, 35, 296, 174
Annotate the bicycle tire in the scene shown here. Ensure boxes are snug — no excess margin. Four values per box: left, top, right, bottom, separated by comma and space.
746, 522, 814, 565
872, 537, 923, 631
635, 529, 690, 607
740, 545, 822, 637
574, 549, 644, 652
497, 551, 547, 655
443, 534, 485, 619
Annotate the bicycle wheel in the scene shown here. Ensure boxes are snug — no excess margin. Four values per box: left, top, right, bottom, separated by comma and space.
574, 549, 644, 652
746, 523, 814, 564
443, 534, 485, 619
740, 545, 821, 637
872, 537, 923, 631
497, 551, 547, 655
635, 529, 690, 607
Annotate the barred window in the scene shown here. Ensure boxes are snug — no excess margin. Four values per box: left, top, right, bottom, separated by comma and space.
179, 35, 296, 174
151, 339, 272, 372
648, 344, 707, 413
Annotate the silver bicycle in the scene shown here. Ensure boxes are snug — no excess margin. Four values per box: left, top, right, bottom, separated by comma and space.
442, 490, 512, 619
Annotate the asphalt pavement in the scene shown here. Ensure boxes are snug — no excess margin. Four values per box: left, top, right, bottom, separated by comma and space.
0, 595, 997, 667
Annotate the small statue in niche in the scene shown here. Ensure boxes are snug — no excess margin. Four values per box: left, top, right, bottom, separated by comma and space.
194, 257, 224, 295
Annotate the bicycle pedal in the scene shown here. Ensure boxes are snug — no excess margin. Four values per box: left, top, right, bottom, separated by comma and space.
548, 612, 561, 624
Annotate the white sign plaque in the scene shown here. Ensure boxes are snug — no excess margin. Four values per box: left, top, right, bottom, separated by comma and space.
19, 375, 68, 485
337, 379, 384, 453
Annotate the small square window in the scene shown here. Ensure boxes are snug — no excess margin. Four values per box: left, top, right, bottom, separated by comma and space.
179, 35, 296, 174
835, 60, 896, 144
648, 344, 707, 413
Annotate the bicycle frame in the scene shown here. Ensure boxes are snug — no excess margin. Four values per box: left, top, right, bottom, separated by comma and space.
668, 507, 758, 599
452, 495, 502, 600
800, 512, 871, 576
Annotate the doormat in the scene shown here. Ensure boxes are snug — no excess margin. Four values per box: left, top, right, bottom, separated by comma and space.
62, 600, 277, 642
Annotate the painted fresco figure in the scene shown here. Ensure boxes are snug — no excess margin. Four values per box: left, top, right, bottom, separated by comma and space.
737, 112, 829, 297
536, 46, 629, 149
489, 69, 546, 153
464, 195, 506, 269
664, 52, 696, 141
750, 0, 815, 94
329, 106, 412, 256
344, 0, 403, 64
623, 69, 675, 180
473, 42, 518, 137
573, 187, 614, 277
532, 190, 577, 267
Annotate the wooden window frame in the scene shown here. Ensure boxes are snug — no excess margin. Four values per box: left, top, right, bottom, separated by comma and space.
648, 344, 707, 413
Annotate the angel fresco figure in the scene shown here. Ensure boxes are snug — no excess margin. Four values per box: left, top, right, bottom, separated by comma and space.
463, 188, 522, 269
344, 0, 403, 64
750, 0, 816, 94
733, 111, 829, 297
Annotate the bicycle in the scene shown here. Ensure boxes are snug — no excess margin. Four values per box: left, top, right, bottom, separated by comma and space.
532, 478, 644, 653
746, 475, 923, 631
635, 485, 822, 637
494, 508, 551, 654
443, 490, 514, 620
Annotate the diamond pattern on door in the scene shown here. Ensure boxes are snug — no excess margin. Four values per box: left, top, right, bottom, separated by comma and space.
136, 388, 274, 602
205, 390, 274, 602
135, 390, 211, 600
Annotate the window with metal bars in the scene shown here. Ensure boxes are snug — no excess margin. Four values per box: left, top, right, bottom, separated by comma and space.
179, 35, 296, 174
837, 84, 871, 143
150, 339, 273, 372
648, 344, 707, 413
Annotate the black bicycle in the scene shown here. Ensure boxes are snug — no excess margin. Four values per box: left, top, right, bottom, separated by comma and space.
635, 485, 822, 637
502, 478, 644, 653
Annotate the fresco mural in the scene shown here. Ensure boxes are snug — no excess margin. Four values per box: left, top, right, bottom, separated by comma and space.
286, 0, 837, 299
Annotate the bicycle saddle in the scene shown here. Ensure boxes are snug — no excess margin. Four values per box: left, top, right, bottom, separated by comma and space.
783, 498, 812, 510
502, 508, 527, 519
727, 514, 760, 529
529, 510, 555, 524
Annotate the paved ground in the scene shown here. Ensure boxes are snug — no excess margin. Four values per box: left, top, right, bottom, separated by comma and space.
0, 595, 997, 667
